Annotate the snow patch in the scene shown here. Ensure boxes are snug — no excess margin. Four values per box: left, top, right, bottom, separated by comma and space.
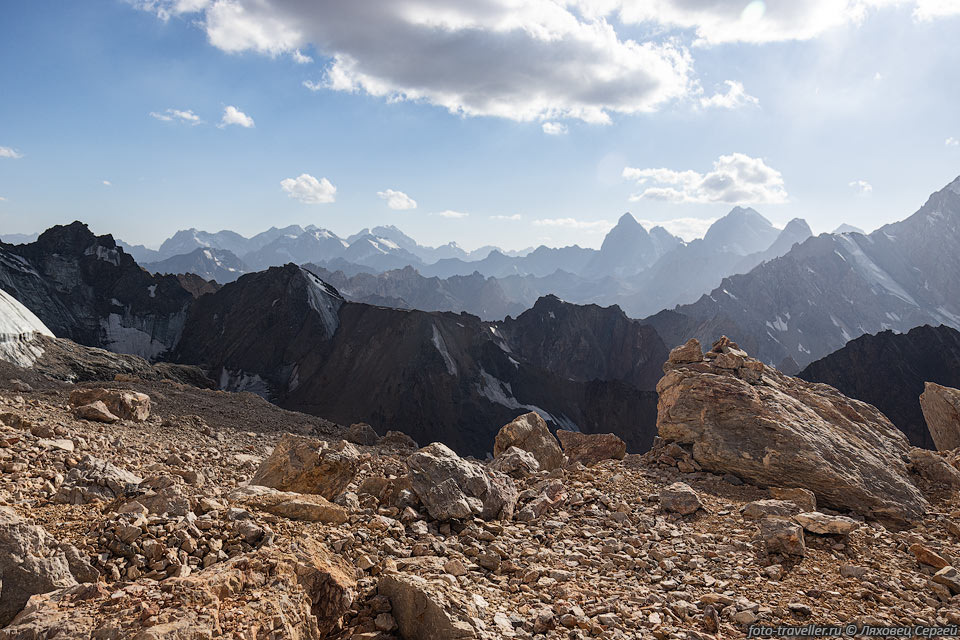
0, 289, 53, 367
99, 314, 170, 360
431, 324, 458, 376
302, 270, 343, 338
84, 244, 121, 266
219, 368, 271, 399
147, 284, 157, 298
476, 368, 580, 431
722, 289, 737, 300
837, 235, 917, 305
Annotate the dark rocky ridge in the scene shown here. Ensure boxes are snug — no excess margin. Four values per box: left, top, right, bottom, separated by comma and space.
799, 325, 960, 449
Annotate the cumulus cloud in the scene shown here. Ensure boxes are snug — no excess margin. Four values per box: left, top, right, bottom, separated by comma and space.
913, 0, 960, 20
848, 179, 873, 195
0, 146, 23, 159
377, 188, 417, 210
280, 173, 336, 204
700, 80, 759, 109
947, 137, 959, 147
542, 122, 568, 135
532, 218, 615, 233
436, 210, 469, 219
490, 214, 522, 221
292, 48, 313, 64
635, 216, 717, 241
149, 108, 201, 123
102, 180, 112, 187
623, 153, 787, 204
219, 105, 255, 128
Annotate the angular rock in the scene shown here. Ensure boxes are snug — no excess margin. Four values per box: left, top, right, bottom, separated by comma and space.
345, 422, 379, 446
407, 443, 517, 521
231, 486, 348, 524
249, 434, 359, 500
760, 516, 806, 557
742, 499, 802, 520
493, 412, 565, 471
0, 508, 95, 626
660, 482, 702, 515
933, 566, 960, 594
54, 454, 142, 504
657, 338, 928, 524
793, 512, 860, 535
68, 388, 151, 422
920, 382, 960, 451
666, 338, 703, 368
379, 430, 418, 450
769, 487, 817, 512
489, 446, 540, 478
910, 543, 949, 569
379, 573, 477, 639
517, 480, 567, 522
909, 448, 960, 488
556, 430, 626, 466
71, 401, 118, 424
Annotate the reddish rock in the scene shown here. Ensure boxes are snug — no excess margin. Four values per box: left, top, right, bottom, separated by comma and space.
556, 430, 626, 466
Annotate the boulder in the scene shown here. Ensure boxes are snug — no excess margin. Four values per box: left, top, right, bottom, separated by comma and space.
910, 543, 949, 569
909, 448, 960, 488
493, 412, 565, 471
68, 388, 151, 422
666, 338, 703, 367
760, 516, 806, 557
406, 443, 517, 521
71, 401, 118, 424
489, 446, 540, 478
54, 455, 142, 505
555, 430, 626, 466
230, 486, 348, 524
793, 512, 860, 535
379, 430, 418, 450
249, 435, 360, 500
660, 482, 702, 515
920, 382, 960, 451
0, 508, 95, 626
657, 336, 928, 524
0, 540, 354, 639
742, 499, 802, 520
933, 566, 960, 594
517, 480, 566, 522
379, 573, 477, 639
769, 487, 817, 512
345, 422, 379, 446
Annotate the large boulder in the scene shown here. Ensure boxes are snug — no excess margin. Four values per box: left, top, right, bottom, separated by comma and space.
249, 435, 360, 500
0, 508, 96, 626
556, 430, 626, 466
920, 382, 960, 451
657, 337, 928, 524
379, 573, 477, 639
68, 388, 151, 422
407, 443, 517, 521
230, 486, 349, 524
0, 540, 354, 639
493, 412, 565, 471
53, 455, 143, 505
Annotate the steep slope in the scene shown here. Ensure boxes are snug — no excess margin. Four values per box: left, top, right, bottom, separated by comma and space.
0, 288, 54, 366
0, 222, 194, 359
736, 217, 813, 271
173, 265, 662, 455
144, 247, 248, 283
798, 325, 960, 449
652, 176, 960, 368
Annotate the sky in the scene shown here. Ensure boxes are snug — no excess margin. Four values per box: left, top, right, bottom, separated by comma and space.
1, 0, 959, 252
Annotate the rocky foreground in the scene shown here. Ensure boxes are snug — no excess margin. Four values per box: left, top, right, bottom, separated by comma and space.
2, 340, 960, 638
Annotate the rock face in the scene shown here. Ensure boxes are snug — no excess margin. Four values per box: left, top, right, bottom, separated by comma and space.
68, 388, 151, 422
556, 430, 626, 466
921, 382, 960, 451
379, 573, 478, 640
0, 508, 95, 626
0, 540, 355, 639
249, 434, 360, 500
800, 325, 960, 449
657, 337, 929, 523
407, 443, 517, 521
493, 412, 565, 471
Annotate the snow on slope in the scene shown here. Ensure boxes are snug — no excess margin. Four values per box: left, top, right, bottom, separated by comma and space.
0, 288, 54, 366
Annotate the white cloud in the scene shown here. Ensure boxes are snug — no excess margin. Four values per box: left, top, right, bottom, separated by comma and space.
947, 137, 960, 147
219, 105, 255, 128
102, 180, 112, 187
292, 48, 313, 64
874, 71, 883, 81
848, 179, 873, 195
0, 196, 6, 201
436, 210, 469, 219
913, 0, 960, 20
280, 173, 336, 204
542, 122, 568, 135
490, 214, 522, 221
700, 80, 759, 109
635, 216, 717, 241
532, 218, 615, 233
377, 188, 417, 210
0, 146, 23, 159
623, 152, 787, 204
152, 0, 696, 124
149, 108, 201, 124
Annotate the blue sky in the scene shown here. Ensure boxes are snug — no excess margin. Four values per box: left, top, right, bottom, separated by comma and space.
1, 0, 959, 251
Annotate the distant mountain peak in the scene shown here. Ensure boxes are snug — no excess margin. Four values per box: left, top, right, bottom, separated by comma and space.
782, 218, 812, 234
616, 212, 640, 226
